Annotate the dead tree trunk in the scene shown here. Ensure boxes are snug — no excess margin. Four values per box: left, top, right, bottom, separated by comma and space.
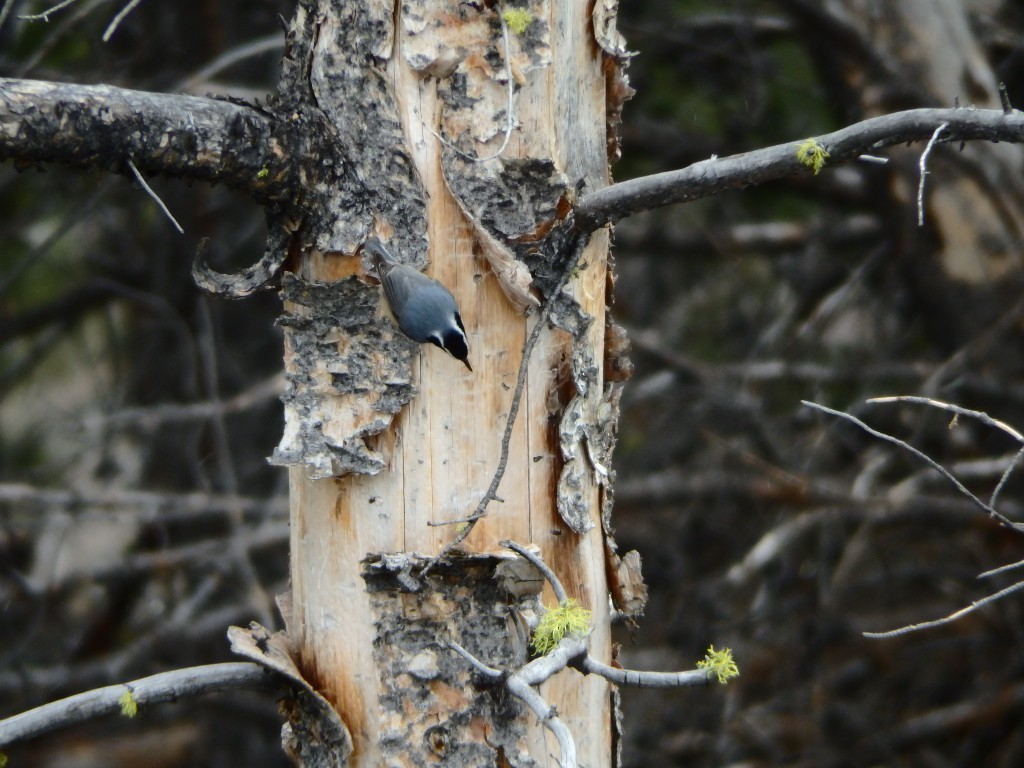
239, 2, 635, 765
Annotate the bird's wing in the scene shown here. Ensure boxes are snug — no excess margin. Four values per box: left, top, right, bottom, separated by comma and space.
380, 263, 424, 317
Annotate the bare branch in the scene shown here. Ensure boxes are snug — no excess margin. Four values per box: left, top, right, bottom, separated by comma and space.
999, 82, 1013, 115
79, 373, 283, 431
504, 675, 577, 766
15, 0, 108, 76
617, 213, 884, 255
578, 657, 712, 688
446, 639, 581, 768
445, 541, 730, 766
868, 396, 1024, 511
980, 558, 1024, 579
802, 400, 1023, 530
0, 78, 287, 200
888, 680, 1024, 748
446, 640, 504, 680
863, 579, 1024, 639
576, 107, 1024, 230
865, 396, 1024, 444
0, 662, 276, 748
992, 447, 1024, 512
0, 0, 17, 29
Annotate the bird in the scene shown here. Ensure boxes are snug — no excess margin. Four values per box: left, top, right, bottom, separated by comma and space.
363, 236, 472, 372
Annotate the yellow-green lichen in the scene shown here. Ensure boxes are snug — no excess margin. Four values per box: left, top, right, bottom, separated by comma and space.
697, 644, 739, 684
531, 598, 591, 655
502, 8, 533, 36
119, 687, 139, 718
796, 138, 829, 175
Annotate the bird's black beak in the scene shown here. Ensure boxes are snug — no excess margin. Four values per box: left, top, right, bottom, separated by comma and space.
461, 357, 473, 372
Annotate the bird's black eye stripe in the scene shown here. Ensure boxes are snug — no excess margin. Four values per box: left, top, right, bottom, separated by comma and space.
454, 312, 467, 335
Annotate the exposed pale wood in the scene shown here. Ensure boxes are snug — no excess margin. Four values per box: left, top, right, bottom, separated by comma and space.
286, 1, 617, 765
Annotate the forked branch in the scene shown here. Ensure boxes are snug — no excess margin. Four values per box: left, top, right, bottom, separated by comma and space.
576, 106, 1024, 231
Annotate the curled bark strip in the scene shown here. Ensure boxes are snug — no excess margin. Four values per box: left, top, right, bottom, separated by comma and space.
191, 232, 289, 298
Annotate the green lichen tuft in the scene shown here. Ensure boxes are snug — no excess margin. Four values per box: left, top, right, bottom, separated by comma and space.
697, 644, 740, 684
502, 8, 533, 36
796, 138, 829, 175
531, 598, 592, 655
257, 166, 270, 179
119, 687, 139, 718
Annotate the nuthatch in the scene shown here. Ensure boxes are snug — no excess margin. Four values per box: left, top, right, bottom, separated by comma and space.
363, 237, 472, 372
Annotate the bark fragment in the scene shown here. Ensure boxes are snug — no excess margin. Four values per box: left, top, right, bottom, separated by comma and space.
228, 622, 353, 768
363, 552, 542, 768
271, 273, 417, 478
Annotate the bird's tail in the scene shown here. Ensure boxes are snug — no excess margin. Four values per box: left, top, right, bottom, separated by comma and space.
362, 236, 397, 278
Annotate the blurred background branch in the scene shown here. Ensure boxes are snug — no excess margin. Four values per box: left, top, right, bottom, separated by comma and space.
3, 0, 1024, 766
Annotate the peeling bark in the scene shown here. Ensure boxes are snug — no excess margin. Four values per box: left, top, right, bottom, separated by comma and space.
362, 553, 540, 766
2, 0, 637, 764
276, 0, 632, 765
272, 273, 417, 477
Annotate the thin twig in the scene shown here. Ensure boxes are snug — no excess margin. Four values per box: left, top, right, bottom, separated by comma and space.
446, 641, 504, 679
0, 484, 287, 527
802, 400, 1021, 530
991, 446, 1024, 512
866, 396, 1024, 444
888, 680, 1024, 747
79, 373, 283, 431
863, 578, 1024, 639
18, 0, 80, 21
917, 122, 948, 226
101, 0, 145, 42
126, 158, 184, 234
500, 539, 568, 603
427, 237, 587, 558
868, 395, 1024, 512
920, 298, 1024, 397
999, 82, 1013, 115
0, 662, 275, 747
980, 558, 1024, 579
